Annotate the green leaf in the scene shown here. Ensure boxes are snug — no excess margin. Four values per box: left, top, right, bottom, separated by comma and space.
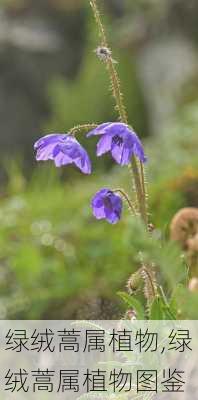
158, 287, 177, 320
150, 295, 177, 320
150, 297, 164, 320
118, 291, 145, 319
162, 305, 177, 320
170, 284, 185, 310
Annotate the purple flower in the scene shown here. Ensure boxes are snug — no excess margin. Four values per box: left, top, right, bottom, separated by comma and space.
87, 122, 147, 165
91, 188, 122, 224
34, 134, 91, 174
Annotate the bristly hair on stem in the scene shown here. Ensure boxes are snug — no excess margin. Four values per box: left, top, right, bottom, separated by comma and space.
141, 264, 158, 307
69, 123, 98, 136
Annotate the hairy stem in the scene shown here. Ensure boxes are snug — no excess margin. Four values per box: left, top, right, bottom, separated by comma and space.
70, 123, 97, 135
90, 0, 148, 226
113, 188, 137, 216
90, 0, 127, 123
131, 159, 148, 225
90, 0, 157, 313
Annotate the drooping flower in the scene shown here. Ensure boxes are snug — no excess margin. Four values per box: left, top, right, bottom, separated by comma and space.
91, 188, 122, 224
34, 134, 91, 174
87, 122, 147, 165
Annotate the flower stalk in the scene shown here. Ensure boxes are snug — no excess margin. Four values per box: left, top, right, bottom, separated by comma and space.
90, 0, 157, 312
70, 123, 98, 136
113, 188, 137, 216
90, 0, 148, 227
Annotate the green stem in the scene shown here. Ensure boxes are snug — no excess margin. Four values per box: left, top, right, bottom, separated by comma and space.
106, 56, 128, 124
131, 158, 148, 225
90, 1, 127, 123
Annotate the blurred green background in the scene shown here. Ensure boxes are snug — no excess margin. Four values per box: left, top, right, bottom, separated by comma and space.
0, 0, 197, 319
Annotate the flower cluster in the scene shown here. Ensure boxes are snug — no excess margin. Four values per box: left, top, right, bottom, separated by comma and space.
34, 123, 146, 224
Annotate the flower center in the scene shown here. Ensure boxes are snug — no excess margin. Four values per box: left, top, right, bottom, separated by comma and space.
112, 135, 123, 147
103, 195, 113, 210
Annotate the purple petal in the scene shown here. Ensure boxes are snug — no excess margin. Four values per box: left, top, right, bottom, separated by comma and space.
92, 205, 106, 220
126, 131, 147, 163
87, 123, 112, 137
74, 151, 91, 174
103, 122, 128, 136
133, 140, 147, 163
111, 142, 132, 165
34, 134, 65, 150
34, 134, 67, 161
54, 152, 72, 167
92, 189, 108, 206
110, 193, 122, 210
36, 143, 58, 161
97, 134, 112, 156
92, 197, 104, 208
91, 192, 107, 219
59, 136, 92, 174
105, 209, 121, 224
